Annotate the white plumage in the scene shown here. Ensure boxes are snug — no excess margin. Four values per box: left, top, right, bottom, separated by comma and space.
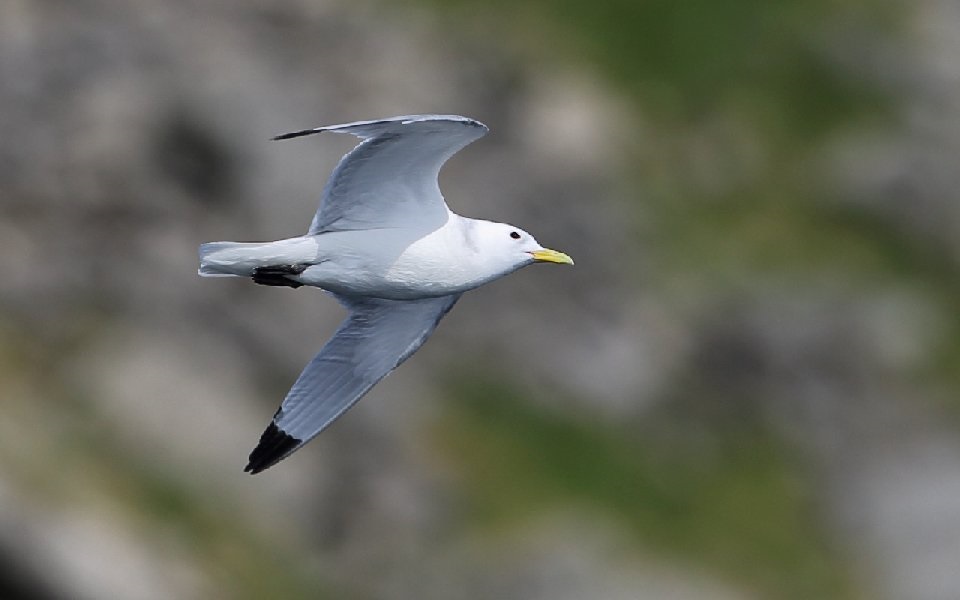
198, 115, 572, 473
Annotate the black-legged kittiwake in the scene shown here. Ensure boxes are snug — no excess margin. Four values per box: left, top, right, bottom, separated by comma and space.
198, 115, 573, 473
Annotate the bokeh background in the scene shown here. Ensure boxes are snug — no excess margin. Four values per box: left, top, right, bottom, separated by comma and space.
2, 0, 960, 598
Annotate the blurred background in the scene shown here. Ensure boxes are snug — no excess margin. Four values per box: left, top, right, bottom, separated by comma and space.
2, 0, 959, 598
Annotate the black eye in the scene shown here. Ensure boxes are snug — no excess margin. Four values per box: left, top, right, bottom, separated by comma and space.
510, 231, 521, 240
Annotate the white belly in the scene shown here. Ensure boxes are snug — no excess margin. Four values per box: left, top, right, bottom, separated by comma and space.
297, 228, 484, 300
200, 216, 510, 300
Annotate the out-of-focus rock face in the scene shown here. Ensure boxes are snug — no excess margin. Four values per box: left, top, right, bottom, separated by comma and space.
2, 0, 960, 598
0, 1, 651, 598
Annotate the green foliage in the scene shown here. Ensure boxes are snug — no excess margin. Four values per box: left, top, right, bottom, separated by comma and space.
96, 457, 333, 600
436, 376, 854, 599
432, 0, 898, 137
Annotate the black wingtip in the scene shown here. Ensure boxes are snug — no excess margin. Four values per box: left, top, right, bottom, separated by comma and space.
271, 128, 320, 141
244, 422, 302, 474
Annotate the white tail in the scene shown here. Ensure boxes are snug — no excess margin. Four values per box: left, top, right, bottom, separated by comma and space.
198, 237, 319, 277
198, 241, 265, 277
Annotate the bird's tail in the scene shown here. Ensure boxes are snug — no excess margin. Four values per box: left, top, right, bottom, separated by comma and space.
198, 241, 267, 277
198, 237, 318, 277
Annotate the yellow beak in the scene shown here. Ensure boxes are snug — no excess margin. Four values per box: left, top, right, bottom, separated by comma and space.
530, 248, 574, 265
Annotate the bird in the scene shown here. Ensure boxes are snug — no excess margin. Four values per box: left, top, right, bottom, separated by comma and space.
198, 115, 573, 473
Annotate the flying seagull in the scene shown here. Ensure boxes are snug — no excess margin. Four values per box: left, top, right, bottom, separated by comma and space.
198, 115, 573, 473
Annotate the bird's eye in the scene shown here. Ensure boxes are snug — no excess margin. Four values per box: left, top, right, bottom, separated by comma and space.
510, 231, 521, 240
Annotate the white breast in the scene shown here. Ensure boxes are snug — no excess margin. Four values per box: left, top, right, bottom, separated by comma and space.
296, 217, 492, 299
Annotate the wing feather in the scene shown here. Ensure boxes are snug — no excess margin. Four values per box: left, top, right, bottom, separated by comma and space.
273, 115, 488, 233
245, 294, 461, 473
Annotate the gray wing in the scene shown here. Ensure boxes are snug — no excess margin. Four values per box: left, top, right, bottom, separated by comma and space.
273, 115, 488, 234
244, 293, 461, 473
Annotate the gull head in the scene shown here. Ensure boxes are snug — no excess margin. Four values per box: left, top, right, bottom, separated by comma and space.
469, 220, 574, 277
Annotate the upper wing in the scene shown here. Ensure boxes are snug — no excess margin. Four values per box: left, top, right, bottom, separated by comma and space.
244, 293, 461, 473
273, 115, 488, 234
